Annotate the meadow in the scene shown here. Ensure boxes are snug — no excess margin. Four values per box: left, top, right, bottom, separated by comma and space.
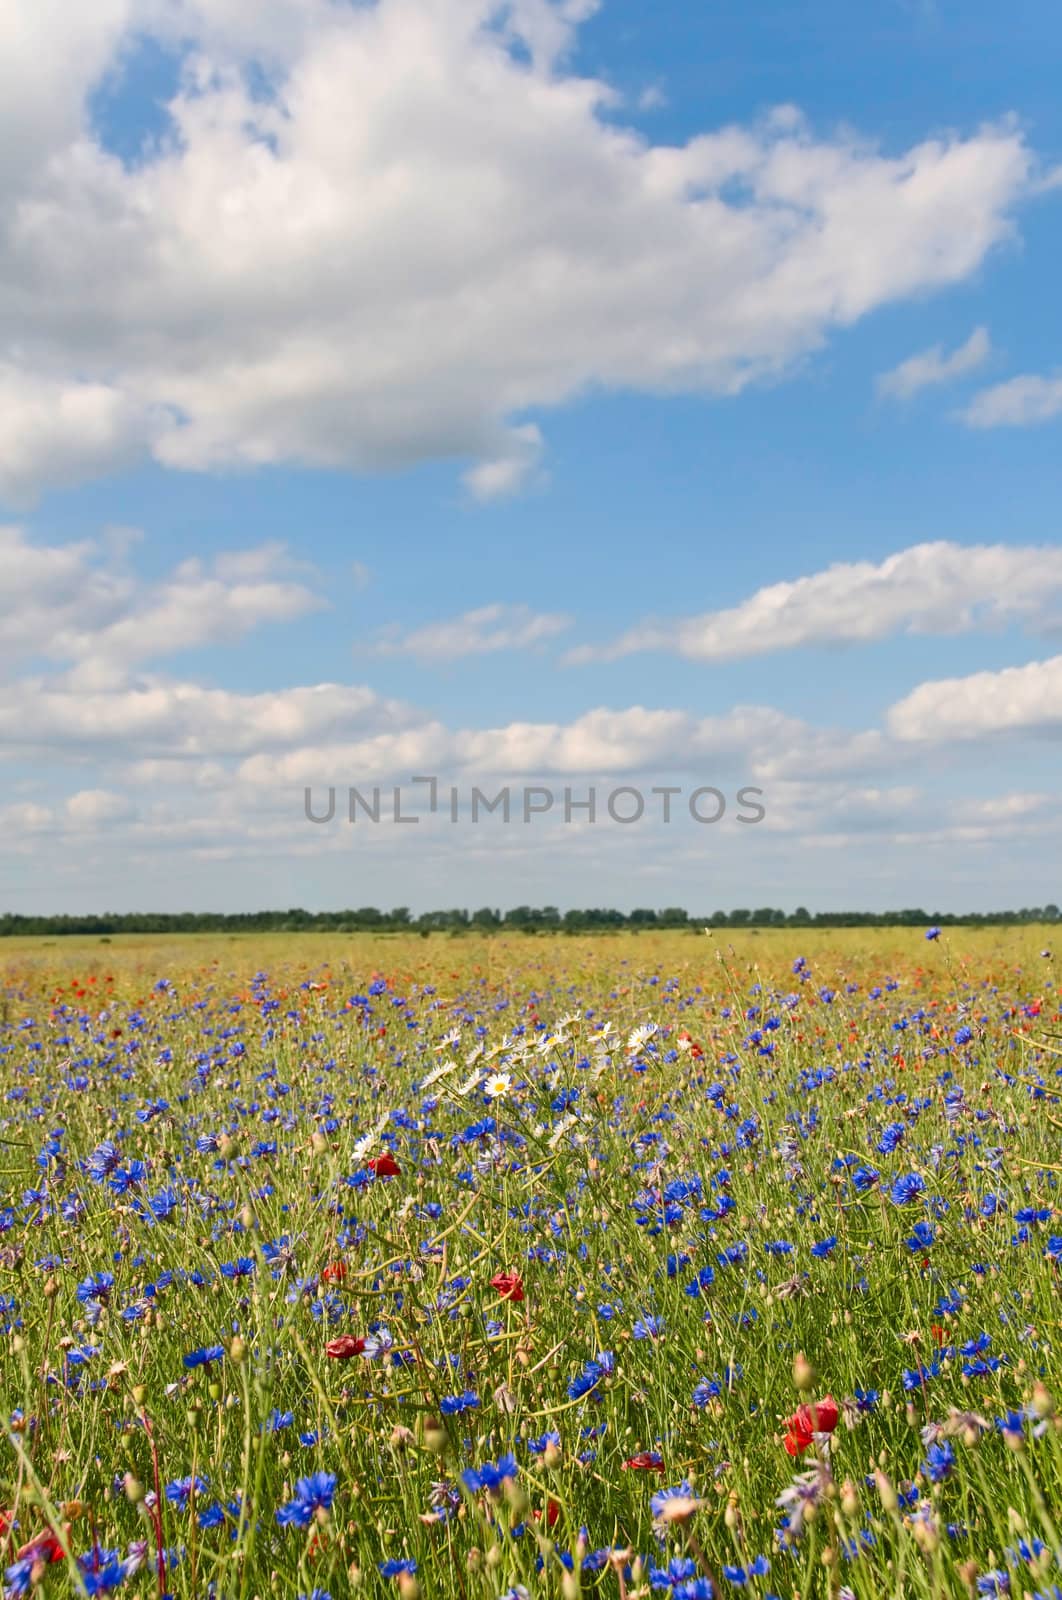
1, 925, 1060, 1600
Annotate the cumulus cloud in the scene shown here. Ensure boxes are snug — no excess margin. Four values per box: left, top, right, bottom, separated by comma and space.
960, 372, 1062, 427
373, 602, 572, 662
568, 541, 1062, 663
0, 366, 154, 506
0, 0, 1044, 500
0, 678, 409, 758
463, 425, 544, 501
233, 702, 889, 787
888, 654, 1062, 741
876, 326, 990, 399
65, 788, 135, 826
0, 527, 323, 679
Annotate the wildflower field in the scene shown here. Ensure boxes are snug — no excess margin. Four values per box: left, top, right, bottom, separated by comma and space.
2, 926, 1061, 1600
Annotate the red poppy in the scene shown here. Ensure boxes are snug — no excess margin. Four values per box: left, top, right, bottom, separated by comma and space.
367, 1152, 400, 1177
16, 1527, 67, 1565
782, 1395, 840, 1456
326, 1335, 366, 1360
532, 1499, 561, 1528
623, 1451, 665, 1473
490, 1271, 525, 1303
322, 1261, 347, 1283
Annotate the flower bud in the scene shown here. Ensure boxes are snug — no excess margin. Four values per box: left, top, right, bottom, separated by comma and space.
423, 1418, 447, 1455
793, 1352, 815, 1391
1032, 1382, 1055, 1419
874, 1468, 898, 1512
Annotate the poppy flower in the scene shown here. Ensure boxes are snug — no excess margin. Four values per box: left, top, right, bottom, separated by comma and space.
532, 1499, 561, 1528
782, 1395, 839, 1456
368, 1152, 400, 1177
322, 1261, 347, 1284
326, 1336, 366, 1360
16, 1526, 68, 1564
490, 1271, 525, 1303
623, 1451, 665, 1473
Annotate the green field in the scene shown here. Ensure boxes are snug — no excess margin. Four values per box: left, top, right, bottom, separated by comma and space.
1, 927, 1060, 1600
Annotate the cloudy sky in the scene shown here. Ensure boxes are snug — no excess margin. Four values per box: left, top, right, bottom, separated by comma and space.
3, 0, 1062, 914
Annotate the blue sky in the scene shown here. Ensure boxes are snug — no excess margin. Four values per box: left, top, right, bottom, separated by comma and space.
2, 0, 1061, 914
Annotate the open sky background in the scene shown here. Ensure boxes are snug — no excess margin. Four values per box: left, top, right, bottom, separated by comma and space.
3, 0, 1062, 913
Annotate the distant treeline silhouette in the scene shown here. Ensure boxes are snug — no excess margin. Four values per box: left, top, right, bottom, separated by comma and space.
1, 904, 1059, 936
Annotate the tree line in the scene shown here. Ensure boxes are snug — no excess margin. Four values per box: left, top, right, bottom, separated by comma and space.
0, 904, 1059, 936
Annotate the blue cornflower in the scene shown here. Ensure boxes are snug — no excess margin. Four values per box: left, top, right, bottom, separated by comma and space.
633, 1316, 664, 1340
379, 1561, 418, 1579
923, 1441, 955, 1483
996, 1410, 1025, 1446
76, 1272, 115, 1304
811, 1237, 837, 1258
183, 1345, 224, 1369
276, 1472, 337, 1527
439, 1391, 479, 1415
890, 1173, 925, 1206
648, 1557, 698, 1589
85, 1141, 122, 1182
81, 1562, 135, 1597
462, 1453, 518, 1494
719, 1555, 769, 1585
650, 1481, 703, 1523
109, 1163, 149, 1195
567, 1353, 613, 1400
220, 1258, 255, 1279
165, 1474, 208, 1509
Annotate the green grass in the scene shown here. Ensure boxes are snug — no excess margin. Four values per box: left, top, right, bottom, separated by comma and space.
1, 927, 1060, 1600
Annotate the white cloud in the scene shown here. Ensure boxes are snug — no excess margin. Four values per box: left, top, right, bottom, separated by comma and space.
876, 325, 990, 399
463, 425, 544, 501
0, 802, 54, 837
0, 366, 153, 506
569, 540, 1062, 663
0, 678, 408, 758
960, 372, 1062, 427
233, 702, 889, 787
888, 654, 1062, 741
374, 602, 572, 662
65, 788, 135, 826
0, 527, 322, 679
0, 0, 1043, 500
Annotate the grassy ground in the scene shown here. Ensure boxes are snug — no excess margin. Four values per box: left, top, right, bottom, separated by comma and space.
0, 927, 1059, 1600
